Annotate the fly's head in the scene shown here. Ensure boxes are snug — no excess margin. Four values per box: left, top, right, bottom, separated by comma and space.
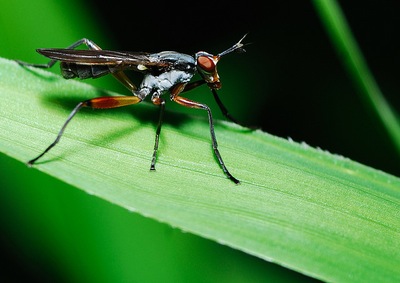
195, 34, 248, 90
195, 51, 221, 90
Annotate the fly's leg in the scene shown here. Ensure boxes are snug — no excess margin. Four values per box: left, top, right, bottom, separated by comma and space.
112, 71, 138, 92
150, 97, 166, 170
181, 80, 206, 92
171, 83, 240, 184
211, 89, 247, 127
211, 88, 258, 129
27, 95, 142, 166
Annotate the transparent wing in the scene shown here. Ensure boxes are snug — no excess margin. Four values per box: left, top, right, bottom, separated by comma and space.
37, 48, 170, 68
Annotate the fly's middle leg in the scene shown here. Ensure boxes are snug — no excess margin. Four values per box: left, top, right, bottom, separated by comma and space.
150, 96, 166, 171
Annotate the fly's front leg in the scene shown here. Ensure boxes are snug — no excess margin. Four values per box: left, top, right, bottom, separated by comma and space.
16, 38, 101, 69
182, 80, 250, 128
211, 89, 251, 128
170, 83, 240, 184
28, 95, 142, 166
180, 80, 206, 93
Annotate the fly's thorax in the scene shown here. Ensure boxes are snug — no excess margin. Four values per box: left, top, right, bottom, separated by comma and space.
137, 69, 195, 100
150, 51, 195, 65
149, 51, 196, 73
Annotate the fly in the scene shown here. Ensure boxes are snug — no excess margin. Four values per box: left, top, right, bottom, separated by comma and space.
17, 35, 248, 184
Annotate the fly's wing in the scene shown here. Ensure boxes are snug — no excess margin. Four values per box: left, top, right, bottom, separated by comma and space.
37, 48, 171, 71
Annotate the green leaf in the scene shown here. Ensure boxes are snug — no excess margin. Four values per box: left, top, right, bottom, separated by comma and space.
312, 0, 400, 155
1, 57, 399, 282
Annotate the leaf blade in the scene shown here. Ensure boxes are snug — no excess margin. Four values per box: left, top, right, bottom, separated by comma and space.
1, 57, 399, 282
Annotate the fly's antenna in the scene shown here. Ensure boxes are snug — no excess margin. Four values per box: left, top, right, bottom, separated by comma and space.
218, 33, 249, 57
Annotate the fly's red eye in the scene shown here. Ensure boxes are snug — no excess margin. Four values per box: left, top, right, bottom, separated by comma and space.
197, 56, 215, 73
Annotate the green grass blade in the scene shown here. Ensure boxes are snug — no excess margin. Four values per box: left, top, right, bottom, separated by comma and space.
1, 57, 399, 282
312, 0, 400, 155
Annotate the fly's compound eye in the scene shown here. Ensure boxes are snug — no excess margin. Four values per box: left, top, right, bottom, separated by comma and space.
197, 56, 215, 73
196, 54, 221, 89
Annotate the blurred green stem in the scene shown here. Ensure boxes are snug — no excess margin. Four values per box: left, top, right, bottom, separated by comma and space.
313, 0, 400, 156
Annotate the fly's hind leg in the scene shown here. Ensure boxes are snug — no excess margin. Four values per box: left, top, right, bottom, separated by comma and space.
17, 39, 138, 93
28, 95, 142, 166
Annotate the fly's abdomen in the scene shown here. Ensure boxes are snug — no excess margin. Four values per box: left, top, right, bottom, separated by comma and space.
60, 62, 111, 79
